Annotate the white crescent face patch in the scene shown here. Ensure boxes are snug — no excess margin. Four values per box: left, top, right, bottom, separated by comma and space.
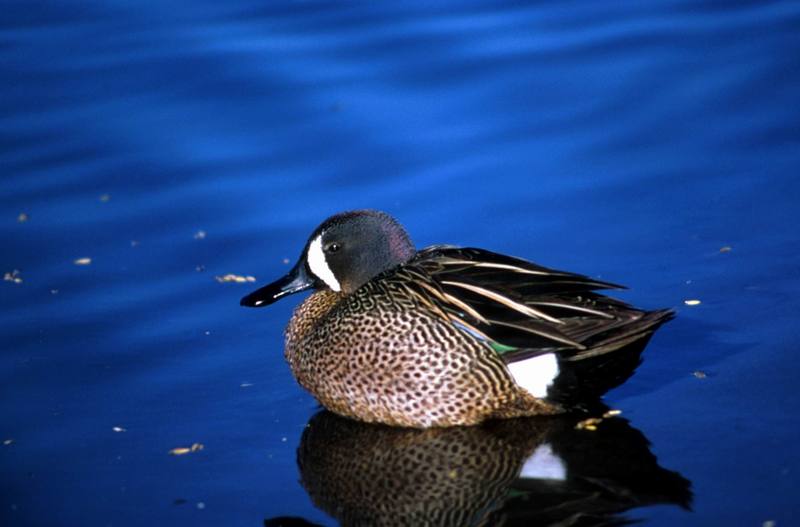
307, 235, 341, 292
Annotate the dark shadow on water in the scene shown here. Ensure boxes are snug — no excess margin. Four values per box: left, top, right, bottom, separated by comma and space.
265, 408, 691, 527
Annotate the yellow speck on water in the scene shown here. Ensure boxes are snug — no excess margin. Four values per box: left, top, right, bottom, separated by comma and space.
4, 270, 22, 284
74, 257, 92, 265
17, 212, 29, 222
575, 417, 603, 431
577, 411, 622, 430
169, 443, 204, 456
719, 246, 732, 253
215, 274, 256, 283
684, 299, 701, 306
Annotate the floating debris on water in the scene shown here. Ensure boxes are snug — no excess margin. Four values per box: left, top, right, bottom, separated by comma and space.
3, 439, 13, 446
196, 502, 206, 510
169, 443, 204, 456
50, 289, 59, 295
99, 194, 110, 202
193, 230, 207, 240
684, 299, 701, 306
576, 409, 622, 431
575, 417, 602, 431
215, 274, 256, 283
195, 265, 205, 272
4, 270, 22, 284
240, 382, 254, 388
130, 240, 140, 247
112, 426, 127, 433
282, 258, 290, 265
719, 246, 732, 253
17, 212, 29, 222
74, 257, 92, 265
692, 370, 708, 379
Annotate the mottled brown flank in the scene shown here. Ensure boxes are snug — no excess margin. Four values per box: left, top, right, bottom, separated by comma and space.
285, 282, 559, 428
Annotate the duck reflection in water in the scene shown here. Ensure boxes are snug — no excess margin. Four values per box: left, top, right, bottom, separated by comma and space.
265, 408, 691, 527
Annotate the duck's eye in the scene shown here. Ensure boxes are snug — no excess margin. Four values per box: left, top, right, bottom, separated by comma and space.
325, 242, 341, 254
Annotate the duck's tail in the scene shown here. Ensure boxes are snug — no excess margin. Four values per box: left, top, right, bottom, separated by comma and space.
505, 309, 674, 407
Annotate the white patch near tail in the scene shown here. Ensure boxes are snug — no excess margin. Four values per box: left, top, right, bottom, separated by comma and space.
507, 352, 559, 398
518, 443, 566, 480
307, 235, 341, 292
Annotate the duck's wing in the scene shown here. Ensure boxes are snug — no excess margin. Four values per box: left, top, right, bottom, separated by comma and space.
393, 246, 645, 355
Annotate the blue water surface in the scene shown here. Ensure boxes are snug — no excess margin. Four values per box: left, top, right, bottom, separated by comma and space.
2, 1, 799, 525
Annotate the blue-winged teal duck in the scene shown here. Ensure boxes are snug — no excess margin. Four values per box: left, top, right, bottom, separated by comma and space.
241, 210, 672, 428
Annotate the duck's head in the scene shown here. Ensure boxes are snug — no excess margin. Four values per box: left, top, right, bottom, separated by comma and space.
241, 210, 415, 307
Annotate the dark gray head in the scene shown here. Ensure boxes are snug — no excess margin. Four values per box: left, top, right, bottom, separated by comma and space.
241, 210, 415, 307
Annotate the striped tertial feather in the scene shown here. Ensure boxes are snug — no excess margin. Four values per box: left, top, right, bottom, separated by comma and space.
388, 246, 650, 356
440, 280, 564, 324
